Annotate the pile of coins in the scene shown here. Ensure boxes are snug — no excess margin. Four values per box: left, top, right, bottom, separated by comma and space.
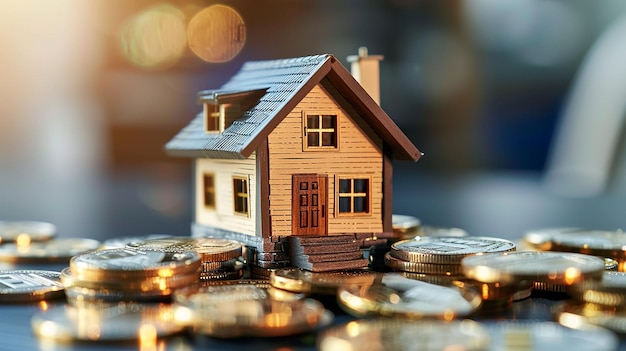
385, 236, 515, 277
0, 217, 622, 349
172, 283, 333, 338
127, 237, 244, 281
0, 221, 100, 265
62, 248, 202, 303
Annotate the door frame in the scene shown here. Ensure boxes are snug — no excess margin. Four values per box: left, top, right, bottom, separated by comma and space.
291, 174, 328, 235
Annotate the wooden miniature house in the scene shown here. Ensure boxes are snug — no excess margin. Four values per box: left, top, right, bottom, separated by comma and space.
166, 51, 421, 271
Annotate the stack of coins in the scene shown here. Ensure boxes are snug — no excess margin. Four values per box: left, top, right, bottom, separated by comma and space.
385, 236, 516, 277
173, 283, 333, 338
126, 237, 244, 282
62, 248, 201, 303
554, 271, 626, 335
461, 251, 605, 298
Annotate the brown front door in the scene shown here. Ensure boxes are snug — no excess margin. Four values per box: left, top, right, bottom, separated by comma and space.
292, 174, 327, 235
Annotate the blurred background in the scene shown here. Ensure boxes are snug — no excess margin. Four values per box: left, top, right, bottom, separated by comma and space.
2, 0, 626, 241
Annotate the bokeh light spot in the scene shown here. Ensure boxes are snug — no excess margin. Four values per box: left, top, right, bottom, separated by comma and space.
187, 4, 246, 63
120, 3, 187, 69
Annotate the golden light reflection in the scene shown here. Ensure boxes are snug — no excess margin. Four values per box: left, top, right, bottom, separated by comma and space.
139, 323, 158, 351
39, 300, 49, 311
120, 3, 187, 69
187, 4, 246, 63
346, 321, 361, 337
564, 267, 581, 285
16, 233, 31, 247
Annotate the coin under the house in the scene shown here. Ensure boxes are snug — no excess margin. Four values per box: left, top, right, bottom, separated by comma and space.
337, 272, 481, 319
0, 220, 57, 244
0, 238, 101, 263
0, 270, 65, 303
269, 267, 380, 295
31, 302, 183, 341
317, 318, 490, 351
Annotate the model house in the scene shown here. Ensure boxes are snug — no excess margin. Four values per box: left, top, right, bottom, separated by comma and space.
166, 49, 421, 271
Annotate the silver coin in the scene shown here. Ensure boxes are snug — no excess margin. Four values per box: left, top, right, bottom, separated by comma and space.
318, 319, 490, 351
0, 221, 57, 243
461, 251, 605, 284
0, 270, 64, 303
100, 234, 172, 249
483, 320, 618, 351
32, 302, 183, 341
0, 238, 100, 263
71, 248, 198, 272
418, 225, 468, 238
522, 227, 586, 248
601, 271, 626, 288
551, 230, 626, 251
126, 236, 198, 251
337, 272, 481, 319
391, 236, 516, 264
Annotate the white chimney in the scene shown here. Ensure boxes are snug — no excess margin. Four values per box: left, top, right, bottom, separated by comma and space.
347, 47, 384, 105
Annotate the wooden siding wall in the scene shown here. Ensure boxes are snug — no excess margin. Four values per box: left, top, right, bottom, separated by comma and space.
267, 82, 384, 236
195, 155, 257, 236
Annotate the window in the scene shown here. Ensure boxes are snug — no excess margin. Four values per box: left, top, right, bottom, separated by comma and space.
233, 176, 249, 216
204, 104, 221, 132
203, 174, 215, 209
304, 113, 337, 149
338, 177, 370, 214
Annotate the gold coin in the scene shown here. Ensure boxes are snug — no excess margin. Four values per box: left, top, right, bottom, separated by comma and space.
64, 285, 175, 303
60, 267, 199, 293
100, 234, 171, 249
318, 319, 490, 351
126, 236, 197, 251
0, 220, 57, 244
550, 229, 626, 259
555, 301, 626, 335
337, 272, 481, 320
70, 248, 201, 281
187, 4, 246, 63
194, 237, 242, 262
384, 252, 463, 275
0, 238, 100, 263
392, 214, 420, 238
390, 236, 515, 265
0, 270, 64, 303
521, 227, 585, 251
32, 302, 183, 341
576, 271, 626, 307
173, 284, 332, 338
270, 268, 380, 295
605, 258, 619, 271
461, 251, 605, 285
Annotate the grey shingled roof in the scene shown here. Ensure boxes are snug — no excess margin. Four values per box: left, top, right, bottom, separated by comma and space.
166, 55, 330, 159
166, 54, 422, 161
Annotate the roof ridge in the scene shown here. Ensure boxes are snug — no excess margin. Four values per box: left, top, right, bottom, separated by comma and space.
240, 54, 332, 70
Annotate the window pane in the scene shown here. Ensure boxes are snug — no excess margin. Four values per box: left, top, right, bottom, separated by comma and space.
307, 115, 319, 128
307, 133, 319, 147
353, 179, 368, 193
339, 179, 351, 193
321, 115, 335, 128
339, 197, 351, 213
353, 197, 367, 213
321, 132, 335, 146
